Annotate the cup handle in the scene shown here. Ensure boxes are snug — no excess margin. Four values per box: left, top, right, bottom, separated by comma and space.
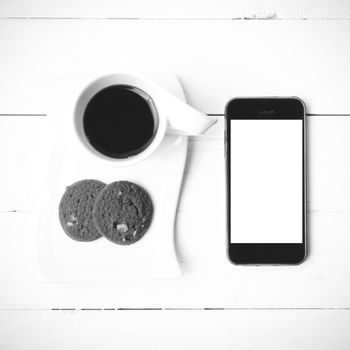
164, 93, 217, 136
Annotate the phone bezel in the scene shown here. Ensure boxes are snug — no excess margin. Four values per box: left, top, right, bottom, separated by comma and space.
225, 97, 307, 265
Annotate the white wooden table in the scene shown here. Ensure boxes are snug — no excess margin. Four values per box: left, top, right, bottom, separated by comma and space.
1, 1, 350, 349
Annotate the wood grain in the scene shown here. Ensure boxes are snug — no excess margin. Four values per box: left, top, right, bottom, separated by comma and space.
1, 309, 350, 350
1, 0, 350, 19
0, 192, 350, 308
0, 20, 349, 114
2, 115, 350, 213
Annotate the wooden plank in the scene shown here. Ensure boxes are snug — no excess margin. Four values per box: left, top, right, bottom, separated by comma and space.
0, 113, 348, 308
0, 20, 349, 114
1, 309, 350, 350
2, 115, 350, 213
2, 118, 350, 308
1, 119, 349, 308
0, 116, 48, 212
1, 0, 350, 19
1, 208, 350, 308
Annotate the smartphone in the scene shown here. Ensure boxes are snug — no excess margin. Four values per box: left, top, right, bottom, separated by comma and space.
225, 97, 306, 265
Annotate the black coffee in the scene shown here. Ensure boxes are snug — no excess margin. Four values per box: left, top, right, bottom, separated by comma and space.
83, 85, 158, 159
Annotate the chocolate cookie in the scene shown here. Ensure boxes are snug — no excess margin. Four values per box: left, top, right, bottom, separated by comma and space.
93, 181, 153, 245
59, 179, 106, 242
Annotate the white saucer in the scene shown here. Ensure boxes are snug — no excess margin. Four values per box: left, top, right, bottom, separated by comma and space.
38, 72, 188, 281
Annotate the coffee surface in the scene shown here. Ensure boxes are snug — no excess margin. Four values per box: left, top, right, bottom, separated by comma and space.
83, 85, 157, 158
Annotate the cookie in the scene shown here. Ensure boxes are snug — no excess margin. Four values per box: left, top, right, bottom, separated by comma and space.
93, 181, 153, 245
59, 179, 106, 242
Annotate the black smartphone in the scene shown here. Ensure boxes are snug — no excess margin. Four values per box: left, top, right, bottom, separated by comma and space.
225, 97, 306, 265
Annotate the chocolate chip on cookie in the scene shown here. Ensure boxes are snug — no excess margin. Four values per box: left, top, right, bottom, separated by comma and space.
59, 179, 105, 242
93, 181, 153, 245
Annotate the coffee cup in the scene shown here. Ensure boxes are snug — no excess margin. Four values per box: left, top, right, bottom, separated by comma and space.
74, 70, 216, 165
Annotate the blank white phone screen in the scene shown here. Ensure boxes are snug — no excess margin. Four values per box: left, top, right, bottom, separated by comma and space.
230, 119, 303, 243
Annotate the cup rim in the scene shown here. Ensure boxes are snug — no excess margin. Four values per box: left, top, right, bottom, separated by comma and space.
74, 73, 168, 166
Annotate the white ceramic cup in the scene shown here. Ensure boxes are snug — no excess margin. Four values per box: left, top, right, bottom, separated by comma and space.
75, 70, 216, 166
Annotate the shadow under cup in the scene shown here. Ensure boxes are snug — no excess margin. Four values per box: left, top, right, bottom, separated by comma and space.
80, 84, 159, 159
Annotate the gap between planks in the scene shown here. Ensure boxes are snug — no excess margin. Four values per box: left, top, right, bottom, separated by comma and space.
0, 308, 349, 312
50, 307, 350, 311
2, 17, 350, 21
1, 114, 350, 117
1, 307, 350, 311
